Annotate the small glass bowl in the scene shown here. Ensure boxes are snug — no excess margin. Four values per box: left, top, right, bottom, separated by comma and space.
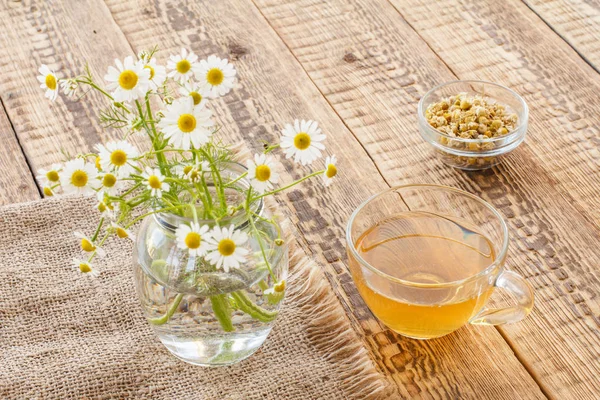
418, 80, 528, 170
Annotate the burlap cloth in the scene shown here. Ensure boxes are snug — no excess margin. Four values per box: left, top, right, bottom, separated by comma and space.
0, 196, 392, 399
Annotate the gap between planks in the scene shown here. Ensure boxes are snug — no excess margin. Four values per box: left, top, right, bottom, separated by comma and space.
0, 95, 42, 199
520, 0, 600, 76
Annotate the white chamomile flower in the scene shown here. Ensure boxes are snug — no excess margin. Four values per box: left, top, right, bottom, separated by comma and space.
176, 222, 210, 257
72, 258, 99, 277
95, 140, 139, 178
264, 280, 286, 295
158, 97, 214, 150
104, 56, 150, 102
111, 222, 135, 241
178, 81, 207, 108
36, 163, 62, 186
247, 153, 279, 194
264, 280, 286, 304
167, 48, 198, 83
37, 64, 58, 101
322, 155, 338, 186
142, 167, 170, 198
59, 158, 98, 195
74, 231, 106, 257
205, 225, 249, 272
176, 161, 210, 182
94, 155, 102, 171
280, 119, 326, 166
96, 201, 116, 219
96, 172, 124, 198
60, 79, 78, 98
143, 57, 167, 89
194, 55, 236, 98
43, 186, 55, 197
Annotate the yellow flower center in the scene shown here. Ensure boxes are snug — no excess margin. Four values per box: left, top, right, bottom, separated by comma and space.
95, 156, 102, 170
189, 91, 202, 105
148, 175, 162, 189
255, 165, 271, 182
176, 59, 191, 74
118, 70, 138, 90
79, 263, 92, 273
45, 74, 57, 90
98, 202, 107, 213
43, 187, 53, 196
46, 170, 59, 182
206, 68, 224, 85
116, 227, 129, 238
218, 238, 236, 256
177, 114, 197, 133
183, 166, 194, 175
110, 149, 128, 166
326, 164, 337, 178
70, 170, 88, 188
184, 232, 201, 249
81, 238, 96, 252
293, 132, 311, 150
144, 65, 155, 79
103, 173, 117, 188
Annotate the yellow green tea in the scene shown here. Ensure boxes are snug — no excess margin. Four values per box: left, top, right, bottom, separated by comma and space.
350, 211, 495, 339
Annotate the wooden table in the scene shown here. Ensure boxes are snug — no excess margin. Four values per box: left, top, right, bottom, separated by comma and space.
1, 0, 598, 398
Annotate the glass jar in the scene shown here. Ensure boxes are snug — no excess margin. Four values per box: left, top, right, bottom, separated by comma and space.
133, 164, 288, 366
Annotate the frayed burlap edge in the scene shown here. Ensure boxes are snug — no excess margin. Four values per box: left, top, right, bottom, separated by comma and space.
233, 143, 394, 399
284, 246, 394, 399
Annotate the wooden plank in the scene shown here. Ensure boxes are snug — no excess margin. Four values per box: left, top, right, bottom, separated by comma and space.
250, 0, 600, 398
522, 0, 600, 73
102, 0, 545, 398
0, 0, 148, 175
0, 104, 40, 204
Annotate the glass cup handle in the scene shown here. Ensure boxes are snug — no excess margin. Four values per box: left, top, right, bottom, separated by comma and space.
470, 270, 534, 325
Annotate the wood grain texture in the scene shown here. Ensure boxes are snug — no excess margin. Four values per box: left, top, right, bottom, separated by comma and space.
0, 105, 39, 205
0, 0, 149, 188
251, 0, 600, 398
523, 0, 600, 72
102, 0, 545, 398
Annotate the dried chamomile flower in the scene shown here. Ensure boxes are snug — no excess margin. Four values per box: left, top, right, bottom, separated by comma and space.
425, 92, 519, 168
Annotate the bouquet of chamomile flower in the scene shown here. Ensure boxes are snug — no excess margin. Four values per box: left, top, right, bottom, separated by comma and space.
36, 47, 338, 331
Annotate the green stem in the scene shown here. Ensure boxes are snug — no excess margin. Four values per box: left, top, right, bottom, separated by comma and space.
248, 209, 276, 281
224, 171, 248, 188
210, 294, 234, 332
197, 147, 226, 212
189, 203, 199, 225
120, 182, 142, 198
145, 96, 168, 176
124, 205, 187, 228
251, 170, 324, 202
231, 291, 278, 322
75, 79, 114, 100
91, 217, 104, 242
148, 293, 184, 325
198, 175, 213, 217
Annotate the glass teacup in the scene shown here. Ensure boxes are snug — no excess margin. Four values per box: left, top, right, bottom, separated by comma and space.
346, 184, 534, 339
